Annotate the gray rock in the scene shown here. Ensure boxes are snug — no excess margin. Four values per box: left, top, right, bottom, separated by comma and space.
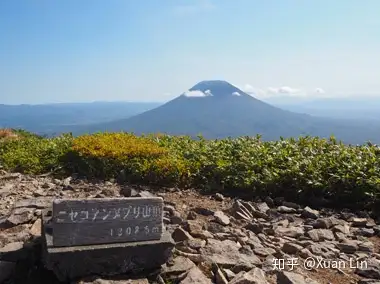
274, 226, 304, 238
282, 201, 301, 210
356, 228, 375, 237
334, 232, 347, 242
308, 243, 338, 258
301, 207, 319, 219
366, 219, 376, 228
6, 207, 35, 226
333, 224, 350, 234
306, 229, 335, 241
214, 211, 230, 226
0, 184, 13, 198
186, 238, 206, 250
336, 240, 359, 254
200, 239, 261, 272
186, 221, 213, 239
172, 228, 193, 242
223, 268, 236, 280
162, 256, 195, 277
253, 247, 276, 257
136, 190, 156, 198
29, 218, 42, 237
181, 266, 212, 284
356, 266, 380, 280
215, 267, 229, 284
358, 242, 375, 253
358, 280, 380, 284
215, 193, 224, 201
245, 223, 264, 234
299, 248, 314, 258
164, 205, 176, 215
194, 207, 215, 216
14, 198, 51, 209
206, 222, 228, 234
120, 187, 139, 197
186, 211, 197, 220
0, 216, 7, 229
351, 218, 368, 227
256, 202, 270, 214
282, 242, 303, 254
229, 268, 269, 284
239, 245, 254, 255
62, 176, 72, 186
273, 219, 289, 228
170, 212, 183, 225
277, 271, 321, 283
373, 225, 380, 236
312, 217, 344, 229
277, 206, 297, 214
232, 200, 269, 220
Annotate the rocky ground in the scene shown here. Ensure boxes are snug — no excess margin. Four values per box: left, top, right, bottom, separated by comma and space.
1, 170, 380, 284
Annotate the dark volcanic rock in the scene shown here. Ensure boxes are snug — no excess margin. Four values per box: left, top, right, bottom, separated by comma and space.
42, 229, 175, 282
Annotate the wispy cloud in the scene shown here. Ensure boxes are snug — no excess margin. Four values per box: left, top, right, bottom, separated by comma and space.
240, 84, 267, 97
240, 83, 329, 98
313, 87, 325, 94
183, 89, 213, 97
268, 86, 300, 95
172, 0, 215, 15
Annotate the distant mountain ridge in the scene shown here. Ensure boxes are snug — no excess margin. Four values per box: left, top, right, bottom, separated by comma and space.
72, 80, 380, 144
0, 102, 161, 135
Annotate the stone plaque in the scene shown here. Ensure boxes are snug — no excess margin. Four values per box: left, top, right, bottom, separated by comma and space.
51, 197, 163, 247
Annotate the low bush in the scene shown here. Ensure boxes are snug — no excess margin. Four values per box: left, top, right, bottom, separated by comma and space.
64, 132, 191, 185
1, 130, 380, 212
0, 130, 73, 174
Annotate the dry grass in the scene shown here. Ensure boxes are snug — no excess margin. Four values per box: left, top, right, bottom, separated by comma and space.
0, 128, 19, 141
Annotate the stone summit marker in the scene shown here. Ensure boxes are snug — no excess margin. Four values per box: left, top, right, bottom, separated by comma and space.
52, 197, 164, 246
41, 196, 175, 282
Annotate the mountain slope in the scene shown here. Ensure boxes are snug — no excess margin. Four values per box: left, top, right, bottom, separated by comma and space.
74, 80, 380, 144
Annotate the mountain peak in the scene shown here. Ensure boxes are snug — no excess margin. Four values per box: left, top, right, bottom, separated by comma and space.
190, 80, 235, 90
185, 80, 247, 98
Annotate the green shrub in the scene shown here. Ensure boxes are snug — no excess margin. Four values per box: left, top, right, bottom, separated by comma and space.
2, 130, 380, 212
0, 133, 73, 174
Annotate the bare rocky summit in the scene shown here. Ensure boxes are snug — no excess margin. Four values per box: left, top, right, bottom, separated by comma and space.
1, 170, 380, 284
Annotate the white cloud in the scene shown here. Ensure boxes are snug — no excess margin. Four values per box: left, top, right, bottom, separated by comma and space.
239, 84, 266, 97
232, 91, 241, 96
313, 88, 325, 94
267, 87, 279, 94
268, 86, 300, 95
243, 84, 255, 93
182, 89, 213, 97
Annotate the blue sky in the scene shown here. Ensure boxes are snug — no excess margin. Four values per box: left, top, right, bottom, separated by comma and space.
1, 0, 380, 104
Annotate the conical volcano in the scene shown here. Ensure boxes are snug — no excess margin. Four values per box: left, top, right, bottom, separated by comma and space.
75, 80, 380, 144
